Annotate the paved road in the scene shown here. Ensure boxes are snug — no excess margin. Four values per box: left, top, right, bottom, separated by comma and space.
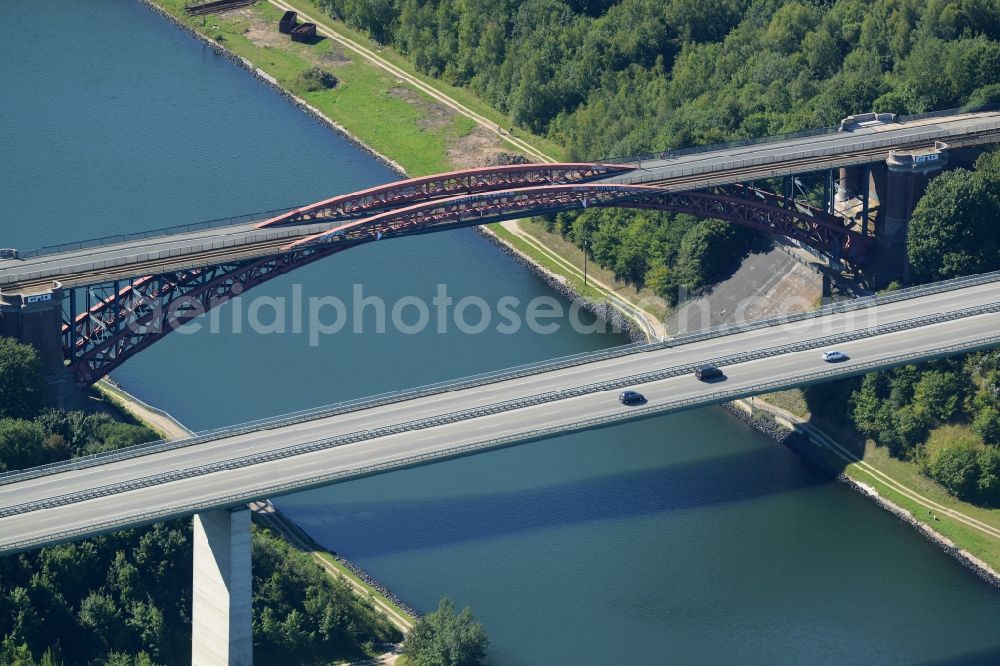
3, 111, 997, 293
1, 278, 998, 553
598, 111, 1000, 190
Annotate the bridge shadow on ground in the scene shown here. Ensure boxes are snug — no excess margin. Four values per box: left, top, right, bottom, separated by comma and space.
284, 443, 830, 559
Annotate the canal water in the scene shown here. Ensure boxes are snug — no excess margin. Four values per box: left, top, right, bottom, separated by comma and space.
3, 2, 1000, 664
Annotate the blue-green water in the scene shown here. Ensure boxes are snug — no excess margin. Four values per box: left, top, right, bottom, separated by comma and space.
3, 2, 1000, 664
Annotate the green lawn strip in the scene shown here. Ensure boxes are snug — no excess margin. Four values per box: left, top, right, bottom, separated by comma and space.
312, 551, 416, 626
760, 389, 810, 419
488, 224, 605, 302
806, 437, 1000, 572
844, 461, 1000, 572
276, 0, 569, 161
92, 381, 176, 439
519, 219, 669, 321
154, 1, 458, 175
860, 442, 1000, 532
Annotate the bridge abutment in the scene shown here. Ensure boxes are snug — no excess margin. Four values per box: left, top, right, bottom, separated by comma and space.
870, 142, 949, 287
192, 508, 253, 666
0, 284, 77, 406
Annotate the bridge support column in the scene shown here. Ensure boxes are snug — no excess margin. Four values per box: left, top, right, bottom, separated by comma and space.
0, 284, 76, 406
192, 508, 252, 666
872, 142, 949, 287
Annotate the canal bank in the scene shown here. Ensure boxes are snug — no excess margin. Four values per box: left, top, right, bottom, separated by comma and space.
143, 0, 1000, 589
168, 0, 996, 580
9, 1, 1000, 661
725, 400, 1000, 586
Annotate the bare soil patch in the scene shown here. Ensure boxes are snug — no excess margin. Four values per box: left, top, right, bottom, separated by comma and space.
446, 125, 513, 169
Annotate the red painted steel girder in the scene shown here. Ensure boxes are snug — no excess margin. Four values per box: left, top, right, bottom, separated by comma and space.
65, 245, 349, 385
255, 163, 635, 228
284, 184, 870, 259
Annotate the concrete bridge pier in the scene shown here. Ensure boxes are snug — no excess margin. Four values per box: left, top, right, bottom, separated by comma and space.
871, 142, 949, 286
0, 284, 76, 406
192, 508, 253, 666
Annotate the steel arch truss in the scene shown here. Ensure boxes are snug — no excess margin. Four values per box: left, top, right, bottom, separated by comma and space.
256, 163, 635, 228
61, 244, 350, 385
285, 183, 871, 260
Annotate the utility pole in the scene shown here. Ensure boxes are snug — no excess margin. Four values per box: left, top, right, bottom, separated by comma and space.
583, 239, 590, 288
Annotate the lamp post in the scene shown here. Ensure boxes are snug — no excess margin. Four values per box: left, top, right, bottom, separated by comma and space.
583, 239, 590, 288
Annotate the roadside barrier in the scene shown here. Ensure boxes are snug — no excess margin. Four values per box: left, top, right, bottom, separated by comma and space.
2, 268, 998, 487
3, 329, 1000, 556
3, 300, 999, 520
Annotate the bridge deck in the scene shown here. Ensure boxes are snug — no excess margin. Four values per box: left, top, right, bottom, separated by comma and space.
597, 110, 1000, 189
2, 111, 997, 293
0, 220, 334, 293
1, 277, 998, 553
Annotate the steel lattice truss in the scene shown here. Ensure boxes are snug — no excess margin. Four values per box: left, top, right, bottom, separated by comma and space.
285, 183, 870, 259
61, 180, 866, 386
62, 245, 350, 385
256, 163, 634, 228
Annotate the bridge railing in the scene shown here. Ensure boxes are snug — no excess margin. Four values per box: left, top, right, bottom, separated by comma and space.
4, 299, 1000, 519
2, 268, 999, 490
599, 103, 999, 166
4, 329, 1000, 556
15, 205, 304, 260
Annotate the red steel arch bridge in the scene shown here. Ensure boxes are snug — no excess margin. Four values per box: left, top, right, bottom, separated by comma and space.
39, 163, 864, 385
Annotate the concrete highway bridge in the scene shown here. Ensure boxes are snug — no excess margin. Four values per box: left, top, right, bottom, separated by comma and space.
1, 108, 998, 387
1, 271, 999, 661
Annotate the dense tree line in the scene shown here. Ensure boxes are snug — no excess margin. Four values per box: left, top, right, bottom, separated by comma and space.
908, 149, 1000, 282
0, 338, 401, 664
321, 0, 1000, 157
318, 0, 1000, 298
538, 209, 762, 302
849, 352, 1000, 504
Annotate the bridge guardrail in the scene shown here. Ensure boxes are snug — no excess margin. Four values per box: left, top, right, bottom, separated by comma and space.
4, 330, 1000, 556
14, 205, 304, 260
4, 300, 1000, 520
2, 268, 999, 487
600, 103, 999, 166
618, 124, 1000, 188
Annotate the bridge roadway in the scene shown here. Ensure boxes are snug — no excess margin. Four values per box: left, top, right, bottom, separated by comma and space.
1, 278, 999, 554
2, 110, 998, 294
599, 110, 1000, 189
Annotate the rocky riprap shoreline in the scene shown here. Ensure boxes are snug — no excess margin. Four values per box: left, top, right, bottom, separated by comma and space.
723, 402, 1000, 589
721, 401, 799, 444
138, 0, 407, 178
328, 552, 422, 620
475, 227, 644, 343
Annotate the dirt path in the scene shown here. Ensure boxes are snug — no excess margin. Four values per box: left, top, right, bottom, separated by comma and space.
748, 400, 1000, 542
498, 220, 666, 340
95, 380, 192, 440
250, 500, 415, 634
266, 0, 554, 164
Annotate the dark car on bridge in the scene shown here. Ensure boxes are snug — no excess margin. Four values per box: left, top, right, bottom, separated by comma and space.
618, 390, 645, 405
695, 365, 724, 381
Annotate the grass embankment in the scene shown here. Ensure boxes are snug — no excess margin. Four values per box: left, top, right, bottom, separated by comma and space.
252, 503, 416, 631
268, 0, 568, 161
155, 0, 563, 175
152, 0, 1000, 577
489, 224, 606, 302
761, 388, 1000, 573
